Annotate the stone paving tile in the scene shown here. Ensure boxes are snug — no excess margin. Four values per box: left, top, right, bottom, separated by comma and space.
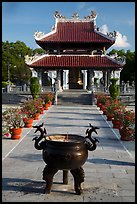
2, 105, 135, 202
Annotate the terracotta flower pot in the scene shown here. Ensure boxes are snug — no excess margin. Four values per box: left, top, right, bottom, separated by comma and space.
119, 128, 134, 141
44, 104, 49, 110
10, 128, 23, 140
24, 118, 34, 128
34, 113, 40, 120
112, 119, 122, 129
48, 101, 52, 107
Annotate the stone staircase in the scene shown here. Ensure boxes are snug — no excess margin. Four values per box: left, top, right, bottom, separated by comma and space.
56, 89, 93, 105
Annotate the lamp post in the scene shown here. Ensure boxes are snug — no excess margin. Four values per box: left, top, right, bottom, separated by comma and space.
7, 64, 16, 93
7, 63, 11, 93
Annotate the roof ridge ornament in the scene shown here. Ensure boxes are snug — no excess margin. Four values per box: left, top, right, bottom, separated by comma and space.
106, 54, 126, 65
84, 10, 97, 20
107, 31, 117, 38
72, 12, 79, 19
34, 31, 45, 39
25, 54, 46, 65
54, 10, 66, 19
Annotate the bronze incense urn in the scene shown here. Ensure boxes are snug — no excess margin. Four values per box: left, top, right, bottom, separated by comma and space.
32, 123, 99, 195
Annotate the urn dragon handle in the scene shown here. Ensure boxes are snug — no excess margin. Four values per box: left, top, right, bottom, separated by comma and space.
32, 123, 47, 150
85, 123, 99, 151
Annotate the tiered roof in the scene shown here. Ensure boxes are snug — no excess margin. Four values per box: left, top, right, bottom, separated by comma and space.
34, 11, 116, 50
25, 11, 125, 70
36, 22, 114, 43
25, 54, 124, 70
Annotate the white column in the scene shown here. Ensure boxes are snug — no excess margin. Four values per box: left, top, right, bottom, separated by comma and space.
103, 71, 107, 92
89, 69, 95, 93
48, 71, 56, 85
82, 70, 87, 90
63, 70, 69, 90
56, 70, 62, 92
37, 70, 42, 86
107, 70, 112, 89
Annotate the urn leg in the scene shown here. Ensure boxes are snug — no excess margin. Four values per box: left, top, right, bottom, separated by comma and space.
63, 170, 68, 184
70, 166, 85, 195
43, 165, 58, 194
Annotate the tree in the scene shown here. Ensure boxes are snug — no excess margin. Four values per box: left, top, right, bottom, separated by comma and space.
2, 41, 33, 85
108, 49, 135, 84
30, 77, 40, 99
120, 50, 135, 83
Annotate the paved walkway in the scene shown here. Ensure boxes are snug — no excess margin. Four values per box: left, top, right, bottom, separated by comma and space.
2, 104, 135, 202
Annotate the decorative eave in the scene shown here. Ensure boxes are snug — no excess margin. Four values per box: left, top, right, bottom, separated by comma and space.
105, 54, 126, 66
25, 54, 48, 65
94, 30, 116, 43
25, 54, 125, 70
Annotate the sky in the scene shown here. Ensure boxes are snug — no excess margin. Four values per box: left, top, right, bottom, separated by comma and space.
2, 2, 135, 52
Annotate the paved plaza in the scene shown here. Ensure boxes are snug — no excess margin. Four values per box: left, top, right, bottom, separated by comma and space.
2, 104, 135, 202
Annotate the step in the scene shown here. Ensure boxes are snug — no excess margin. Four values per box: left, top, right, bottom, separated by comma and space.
57, 89, 93, 105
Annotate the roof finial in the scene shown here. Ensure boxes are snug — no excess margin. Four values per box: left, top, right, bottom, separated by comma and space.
72, 12, 79, 19
54, 11, 66, 19
90, 10, 97, 19
54, 11, 61, 18
84, 10, 97, 20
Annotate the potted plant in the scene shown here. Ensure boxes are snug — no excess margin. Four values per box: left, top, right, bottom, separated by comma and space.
47, 92, 55, 106
2, 123, 11, 138
109, 78, 120, 101
105, 100, 120, 121
21, 99, 41, 122
2, 108, 24, 139
112, 109, 124, 129
35, 97, 45, 114
40, 92, 54, 109
96, 93, 110, 111
119, 110, 135, 141
30, 77, 40, 100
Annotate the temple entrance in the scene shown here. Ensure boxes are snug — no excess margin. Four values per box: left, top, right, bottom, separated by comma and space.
69, 69, 83, 89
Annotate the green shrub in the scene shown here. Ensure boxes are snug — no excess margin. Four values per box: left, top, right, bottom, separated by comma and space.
30, 77, 40, 100
109, 78, 120, 100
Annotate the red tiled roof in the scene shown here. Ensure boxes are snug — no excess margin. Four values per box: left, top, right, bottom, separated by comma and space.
27, 55, 123, 69
37, 21, 114, 44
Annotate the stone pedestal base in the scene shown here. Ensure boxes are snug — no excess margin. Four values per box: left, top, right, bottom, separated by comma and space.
42, 165, 85, 195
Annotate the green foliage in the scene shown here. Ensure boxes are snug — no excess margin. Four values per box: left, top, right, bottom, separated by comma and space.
2, 41, 32, 85
120, 50, 135, 83
2, 81, 9, 88
30, 77, 40, 100
108, 49, 135, 83
2, 81, 14, 88
109, 78, 120, 100
32, 48, 46, 55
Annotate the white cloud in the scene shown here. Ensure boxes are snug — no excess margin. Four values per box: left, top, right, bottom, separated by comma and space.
113, 31, 131, 48
99, 24, 131, 48
99, 24, 109, 34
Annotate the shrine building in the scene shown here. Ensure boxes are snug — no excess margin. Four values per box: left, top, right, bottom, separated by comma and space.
25, 11, 126, 92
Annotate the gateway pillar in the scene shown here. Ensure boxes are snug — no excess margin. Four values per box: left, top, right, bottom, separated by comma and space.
63, 70, 69, 90
56, 69, 62, 92
89, 69, 95, 93
82, 70, 87, 90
